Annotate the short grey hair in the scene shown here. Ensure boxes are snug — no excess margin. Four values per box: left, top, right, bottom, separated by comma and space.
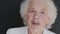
20, 0, 57, 29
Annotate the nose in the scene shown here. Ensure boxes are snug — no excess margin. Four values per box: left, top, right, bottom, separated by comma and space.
34, 12, 40, 19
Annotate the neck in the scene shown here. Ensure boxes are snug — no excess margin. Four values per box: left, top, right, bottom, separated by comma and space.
28, 27, 44, 34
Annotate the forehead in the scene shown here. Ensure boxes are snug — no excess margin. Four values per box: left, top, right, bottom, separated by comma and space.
28, 0, 48, 10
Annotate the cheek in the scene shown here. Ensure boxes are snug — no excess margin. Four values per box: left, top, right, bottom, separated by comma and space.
26, 13, 34, 22
39, 14, 48, 24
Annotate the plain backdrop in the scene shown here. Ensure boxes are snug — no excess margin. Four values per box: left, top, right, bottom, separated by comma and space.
0, 0, 60, 34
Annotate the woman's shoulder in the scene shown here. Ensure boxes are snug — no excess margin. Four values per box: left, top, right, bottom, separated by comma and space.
44, 29, 56, 34
6, 26, 27, 34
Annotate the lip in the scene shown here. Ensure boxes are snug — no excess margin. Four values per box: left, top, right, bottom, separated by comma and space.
32, 21, 40, 25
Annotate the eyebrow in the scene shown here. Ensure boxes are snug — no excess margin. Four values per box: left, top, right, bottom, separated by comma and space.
31, 8, 35, 10
31, 8, 46, 11
30, 8, 36, 11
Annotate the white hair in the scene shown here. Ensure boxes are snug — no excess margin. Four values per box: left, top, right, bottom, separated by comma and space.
20, 0, 57, 29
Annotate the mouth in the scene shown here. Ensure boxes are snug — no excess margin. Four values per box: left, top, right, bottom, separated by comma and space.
32, 21, 40, 25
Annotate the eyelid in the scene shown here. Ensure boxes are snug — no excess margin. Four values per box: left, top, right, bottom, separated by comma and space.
30, 8, 36, 12
41, 11, 45, 14
40, 10, 45, 14
30, 10, 35, 12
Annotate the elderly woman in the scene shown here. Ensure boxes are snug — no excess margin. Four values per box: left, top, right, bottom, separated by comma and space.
6, 0, 57, 34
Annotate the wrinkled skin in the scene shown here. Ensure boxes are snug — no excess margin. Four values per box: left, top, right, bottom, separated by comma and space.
25, 0, 50, 34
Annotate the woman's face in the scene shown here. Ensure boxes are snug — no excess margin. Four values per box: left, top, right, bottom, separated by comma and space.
25, 0, 50, 29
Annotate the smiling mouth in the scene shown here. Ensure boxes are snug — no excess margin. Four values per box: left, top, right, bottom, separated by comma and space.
32, 21, 40, 25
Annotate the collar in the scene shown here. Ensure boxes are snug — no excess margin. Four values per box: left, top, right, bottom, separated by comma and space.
24, 26, 56, 34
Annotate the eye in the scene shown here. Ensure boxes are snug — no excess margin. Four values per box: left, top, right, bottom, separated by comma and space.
41, 11, 45, 14
30, 10, 35, 12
